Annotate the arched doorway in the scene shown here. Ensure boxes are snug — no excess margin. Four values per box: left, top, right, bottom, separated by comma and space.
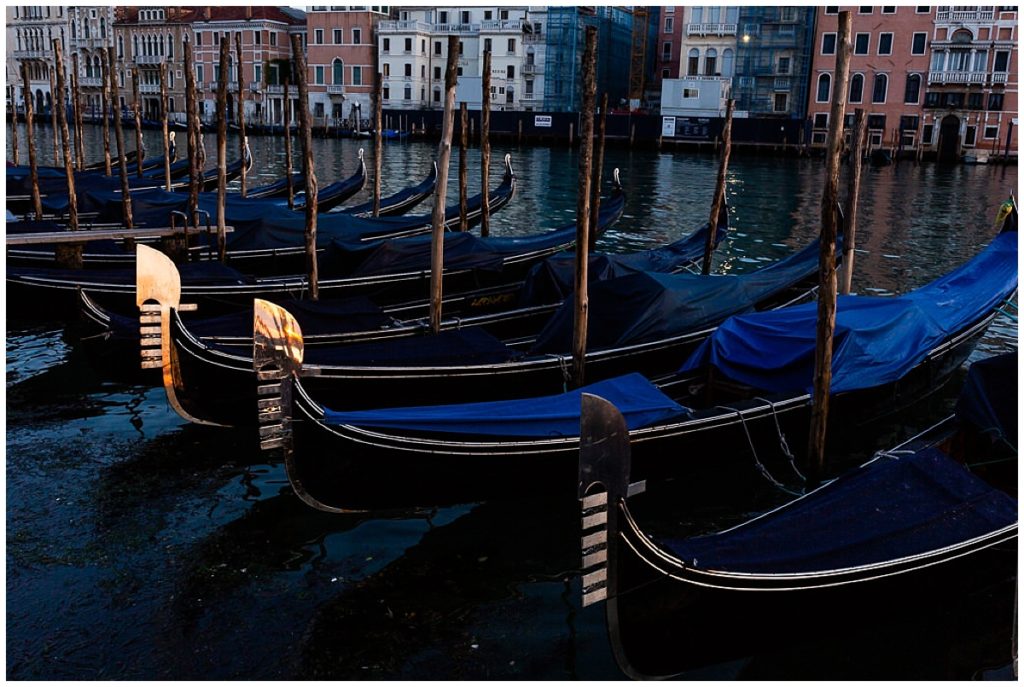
35, 88, 44, 114
226, 93, 234, 123
937, 114, 960, 162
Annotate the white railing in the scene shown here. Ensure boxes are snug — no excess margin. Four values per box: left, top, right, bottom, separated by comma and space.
523, 63, 537, 74
266, 84, 284, 93
681, 74, 731, 82
991, 71, 1008, 84
480, 19, 524, 32
13, 49, 52, 59
773, 77, 791, 90
139, 83, 161, 94
432, 23, 479, 34
377, 20, 430, 32
686, 23, 737, 36
936, 9, 994, 21
326, 84, 345, 94
79, 76, 103, 87
135, 54, 162, 65
928, 70, 987, 84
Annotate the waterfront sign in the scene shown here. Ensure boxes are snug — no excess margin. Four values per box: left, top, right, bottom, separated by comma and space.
535, 115, 552, 128
662, 116, 676, 137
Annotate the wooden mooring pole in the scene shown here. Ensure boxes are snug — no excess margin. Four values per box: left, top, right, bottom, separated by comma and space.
53, 40, 78, 232
21, 63, 42, 220
480, 49, 492, 237
428, 35, 461, 334
100, 48, 112, 175
571, 26, 598, 388
216, 37, 230, 262
159, 62, 172, 191
284, 77, 294, 209
108, 46, 134, 228
589, 92, 608, 249
459, 101, 469, 231
702, 98, 734, 275
840, 108, 867, 296
236, 32, 247, 197
291, 34, 319, 300
132, 66, 144, 176
49, 67, 59, 167
806, 10, 853, 486
71, 53, 85, 170
183, 37, 200, 226
9, 85, 19, 166
373, 70, 383, 216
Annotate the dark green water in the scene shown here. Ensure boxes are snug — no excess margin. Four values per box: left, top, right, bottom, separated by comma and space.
6, 123, 1018, 679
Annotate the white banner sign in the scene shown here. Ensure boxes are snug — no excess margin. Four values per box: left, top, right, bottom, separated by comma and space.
534, 115, 552, 128
662, 116, 676, 137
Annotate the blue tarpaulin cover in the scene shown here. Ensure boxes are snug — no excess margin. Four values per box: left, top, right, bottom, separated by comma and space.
661, 447, 1017, 574
679, 231, 1018, 394
322, 372, 690, 436
530, 237, 825, 354
955, 351, 1017, 449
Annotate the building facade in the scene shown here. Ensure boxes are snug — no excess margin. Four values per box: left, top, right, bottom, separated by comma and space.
68, 6, 116, 117
654, 6, 684, 84
7, 5, 70, 114
733, 6, 816, 121
305, 6, 389, 126
660, 6, 738, 118
113, 6, 194, 123
543, 6, 633, 112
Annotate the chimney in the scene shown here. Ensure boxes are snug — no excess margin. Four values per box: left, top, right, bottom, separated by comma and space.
204, 7, 211, 21
245, 6, 252, 21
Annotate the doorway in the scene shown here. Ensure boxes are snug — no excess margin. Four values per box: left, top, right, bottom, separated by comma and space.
937, 114, 960, 162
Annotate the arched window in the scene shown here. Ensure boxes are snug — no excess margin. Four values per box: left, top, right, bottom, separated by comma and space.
872, 73, 888, 103
721, 48, 734, 77
333, 58, 344, 85
687, 48, 699, 76
704, 48, 718, 76
100, 17, 105, 39
849, 73, 864, 102
816, 72, 831, 102
118, 35, 123, 59
167, 34, 173, 59
133, 36, 138, 57
903, 73, 920, 104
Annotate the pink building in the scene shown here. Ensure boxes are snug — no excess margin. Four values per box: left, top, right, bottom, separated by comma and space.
654, 7, 684, 83
807, 6, 934, 154
304, 6, 390, 127
192, 6, 304, 126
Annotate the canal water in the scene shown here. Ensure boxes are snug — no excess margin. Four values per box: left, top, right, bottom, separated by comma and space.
6, 123, 1018, 679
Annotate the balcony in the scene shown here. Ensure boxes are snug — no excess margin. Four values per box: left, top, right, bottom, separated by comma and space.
686, 23, 737, 36
249, 83, 260, 92
991, 71, 1008, 84
326, 84, 345, 95
139, 83, 161, 94
524, 32, 545, 44
134, 54, 162, 65
480, 19, 524, 32
79, 76, 104, 88
928, 70, 987, 85
680, 74, 731, 82
12, 49, 52, 59
377, 20, 430, 33
522, 63, 537, 75
266, 84, 284, 94
431, 23, 479, 34
773, 77, 791, 91
935, 9, 994, 21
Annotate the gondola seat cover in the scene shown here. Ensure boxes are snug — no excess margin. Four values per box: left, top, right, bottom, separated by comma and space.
955, 351, 1018, 449
322, 372, 690, 437
661, 447, 1017, 575
679, 231, 1017, 394
531, 236, 826, 353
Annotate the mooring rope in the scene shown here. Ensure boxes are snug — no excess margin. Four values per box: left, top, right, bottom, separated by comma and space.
716, 404, 802, 496
752, 396, 807, 484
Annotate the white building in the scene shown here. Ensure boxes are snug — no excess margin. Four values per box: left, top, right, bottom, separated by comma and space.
377, 6, 546, 112
661, 6, 737, 118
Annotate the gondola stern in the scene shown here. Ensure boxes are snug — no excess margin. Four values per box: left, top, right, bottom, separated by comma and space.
252, 297, 304, 451
136, 244, 182, 372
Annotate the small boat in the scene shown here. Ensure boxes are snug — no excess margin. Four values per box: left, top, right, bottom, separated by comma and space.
576, 350, 1017, 677
254, 208, 1016, 510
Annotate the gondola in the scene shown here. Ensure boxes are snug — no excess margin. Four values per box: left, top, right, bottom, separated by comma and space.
257, 210, 1016, 511
6, 155, 516, 282
336, 162, 437, 217
576, 350, 1017, 678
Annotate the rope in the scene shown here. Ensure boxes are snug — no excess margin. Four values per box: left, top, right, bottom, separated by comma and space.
752, 396, 807, 483
716, 405, 802, 496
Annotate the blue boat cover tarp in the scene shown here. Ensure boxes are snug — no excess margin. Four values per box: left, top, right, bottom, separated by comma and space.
956, 351, 1017, 449
322, 372, 690, 437
661, 447, 1017, 574
530, 236, 824, 354
679, 231, 1018, 394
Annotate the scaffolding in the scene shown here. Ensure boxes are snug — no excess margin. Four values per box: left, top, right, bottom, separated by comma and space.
733, 6, 816, 121
543, 6, 634, 112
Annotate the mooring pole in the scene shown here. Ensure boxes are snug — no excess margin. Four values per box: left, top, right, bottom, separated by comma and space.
21, 63, 42, 220
235, 32, 247, 197
100, 48, 112, 175
428, 35, 461, 334
159, 62, 172, 191
291, 34, 319, 300
459, 101, 469, 231
571, 26, 598, 388
216, 37, 229, 262
71, 52, 85, 170
48, 67, 59, 167
284, 76, 294, 209
372, 70, 383, 216
480, 49, 492, 237
131, 66, 144, 176
840, 108, 867, 296
9, 85, 19, 166
588, 92, 608, 249
108, 46, 134, 228
702, 98, 734, 275
53, 41, 78, 233
183, 36, 200, 226
806, 10, 853, 487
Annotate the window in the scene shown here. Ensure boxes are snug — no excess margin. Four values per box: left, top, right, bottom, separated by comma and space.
404, 63, 411, 77
662, 68, 670, 79
882, 6, 896, 13
859, 6, 873, 13
854, 33, 869, 55
904, 74, 921, 103
484, 10, 492, 20
314, 29, 323, 44
383, 85, 389, 99
822, 33, 836, 55
967, 92, 983, 109
508, 38, 516, 53
500, 9, 509, 20
332, 59, 343, 85
867, 114, 886, 130
353, 29, 361, 44
662, 42, 672, 60
899, 115, 919, 132
459, 41, 463, 55
922, 124, 933, 143
434, 40, 441, 55
813, 112, 828, 128
433, 66, 440, 80
777, 56, 791, 74
773, 93, 788, 112
916, 6, 930, 12
687, 48, 699, 75
269, 31, 277, 46
254, 64, 261, 83
507, 65, 515, 78
403, 85, 411, 100
911, 33, 926, 55
849, 73, 864, 102
404, 37, 411, 52
878, 33, 893, 55
664, 16, 673, 32
460, 11, 469, 24
197, 64, 204, 83
484, 38, 491, 52
314, 103, 324, 118
705, 48, 717, 76
383, 38, 390, 52
984, 125, 998, 139
964, 126, 976, 146
994, 51, 1009, 72
816, 72, 831, 102
352, 66, 361, 85
872, 73, 888, 103
421, 39, 425, 53
383, 63, 389, 77
438, 11, 448, 23
433, 88, 440, 103
315, 65, 324, 84
682, 88, 699, 99
255, 30, 261, 45
825, 6, 839, 13
989, 93, 1004, 110
722, 48, 734, 77
420, 65, 425, 78
334, 29, 342, 44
